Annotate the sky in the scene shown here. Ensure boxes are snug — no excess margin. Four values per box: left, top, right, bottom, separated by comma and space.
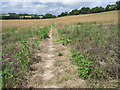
1, 0, 117, 15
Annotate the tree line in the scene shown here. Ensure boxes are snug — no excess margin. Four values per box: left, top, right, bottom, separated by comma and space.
0, 13, 43, 19
58, 1, 120, 17
1, 1, 120, 19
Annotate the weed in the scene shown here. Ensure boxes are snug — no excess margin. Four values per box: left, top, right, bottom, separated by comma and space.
76, 22, 97, 25
56, 50, 63, 56
57, 29, 72, 45
61, 75, 75, 81
56, 22, 118, 87
70, 48, 94, 79
2, 26, 50, 87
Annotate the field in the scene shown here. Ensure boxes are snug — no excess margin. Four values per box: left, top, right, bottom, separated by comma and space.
1, 11, 118, 29
1, 11, 119, 88
55, 22, 118, 87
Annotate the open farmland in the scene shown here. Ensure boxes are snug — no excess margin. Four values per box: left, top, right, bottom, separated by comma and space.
1, 11, 119, 88
1, 11, 118, 29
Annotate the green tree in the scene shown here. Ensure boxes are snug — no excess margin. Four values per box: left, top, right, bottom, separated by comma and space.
58, 12, 68, 17
69, 9, 79, 15
91, 7, 105, 13
8, 13, 19, 19
31, 15, 40, 19
79, 7, 91, 14
105, 4, 116, 11
18, 13, 30, 16
116, 1, 120, 10
52, 15, 56, 18
43, 13, 56, 19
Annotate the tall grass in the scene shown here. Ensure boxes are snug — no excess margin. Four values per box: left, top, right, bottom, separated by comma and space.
56, 22, 118, 87
2, 26, 49, 88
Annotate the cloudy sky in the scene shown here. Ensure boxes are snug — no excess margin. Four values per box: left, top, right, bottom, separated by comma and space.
1, 0, 117, 15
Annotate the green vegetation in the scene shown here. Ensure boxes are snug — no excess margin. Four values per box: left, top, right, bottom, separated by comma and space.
69, 9, 80, 15
58, 12, 68, 17
79, 7, 91, 14
116, 1, 120, 10
91, 7, 105, 13
43, 13, 56, 19
2, 26, 49, 88
56, 50, 63, 56
56, 22, 118, 87
70, 48, 94, 79
1, 13, 43, 19
105, 4, 116, 11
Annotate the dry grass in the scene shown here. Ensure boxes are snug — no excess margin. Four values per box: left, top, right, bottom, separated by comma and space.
2, 19, 52, 30
1, 11, 118, 29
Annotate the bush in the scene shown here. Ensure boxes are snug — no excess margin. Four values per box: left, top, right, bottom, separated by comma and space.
43, 13, 56, 19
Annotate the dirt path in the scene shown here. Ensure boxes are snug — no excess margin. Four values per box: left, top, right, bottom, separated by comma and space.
25, 26, 87, 88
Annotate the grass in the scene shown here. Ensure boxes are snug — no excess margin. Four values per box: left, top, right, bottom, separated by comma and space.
2, 26, 50, 88
96, 10, 118, 15
56, 22, 118, 87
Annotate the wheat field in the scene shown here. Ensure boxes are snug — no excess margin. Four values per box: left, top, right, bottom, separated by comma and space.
1, 11, 118, 29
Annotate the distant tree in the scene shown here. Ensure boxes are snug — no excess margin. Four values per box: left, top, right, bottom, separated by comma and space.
52, 15, 56, 18
69, 9, 79, 15
43, 13, 52, 18
105, 4, 116, 11
8, 13, 19, 19
1, 16, 11, 19
31, 15, 40, 19
18, 13, 30, 16
91, 7, 105, 13
116, 1, 120, 10
43, 13, 56, 19
64, 12, 68, 16
58, 12, 68, 17
79, 7, 91, 14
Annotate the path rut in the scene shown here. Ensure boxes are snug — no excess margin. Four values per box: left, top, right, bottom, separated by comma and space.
25, 26, 87, 88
